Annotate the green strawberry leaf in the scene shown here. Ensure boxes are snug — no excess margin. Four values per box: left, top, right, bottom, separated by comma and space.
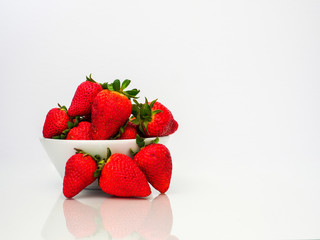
143, 121, 149, 134
67, 121, 74, 129
94, 169, 101, 178
150, 137, 159, 144
121, 79, 131, 91
123, 89, 140, 99
152, 109, 162, 115
113, 79, 121, 91
100, 82, 109, 89
130, 118, 140, 125
106, 147, 112, 160
136, 134, 145, 148
73, 116, 80, 127
86, 74, 96, 83
149, 99, 157, 109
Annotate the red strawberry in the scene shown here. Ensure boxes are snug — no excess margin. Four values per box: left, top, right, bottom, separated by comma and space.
132, 99, 178, 137
42, 104, 71, 138
68, 74, 103, 117
100, 197, 151, 238
99, 151, 151, 197
63, 199, 97, 238
66, 121, 92, 140
91, 79, 139, 140
133, 139, 172, 194
63, 150, 97, 198
118, 122, 138, 139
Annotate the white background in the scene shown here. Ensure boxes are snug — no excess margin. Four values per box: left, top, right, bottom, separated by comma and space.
1, 0, 320, 239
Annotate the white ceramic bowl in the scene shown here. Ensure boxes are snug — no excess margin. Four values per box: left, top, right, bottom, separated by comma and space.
40, 137, 170, 189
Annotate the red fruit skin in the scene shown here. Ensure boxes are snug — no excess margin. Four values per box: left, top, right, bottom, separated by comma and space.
99, 153, 151, 197
119, 122, 138, 139
63, 153, 97, 198
166, 119, 179, 135
134, 144, 172, 194
143, 102, 178, 137
91, 90, 132, 140
68, 81, 103, 117
100, 197, 151, 238
43, 108, 70, 138
63, 199, 97, 238
66, 121, 92, 140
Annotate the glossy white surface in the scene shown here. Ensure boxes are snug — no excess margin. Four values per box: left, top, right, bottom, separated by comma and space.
1, 0, 320, 239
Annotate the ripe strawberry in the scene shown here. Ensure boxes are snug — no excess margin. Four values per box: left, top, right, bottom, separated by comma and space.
117, 121, 138, 139
133, 138, 172, 194
42, 104, 71, 138
66, 121, 92, 140
91, 79, 139, 140
98, 151, 151, 197
63, 199, 97, 238
63, 150, 98, 198
131, 99, 178, 137
68, 74, 103, 117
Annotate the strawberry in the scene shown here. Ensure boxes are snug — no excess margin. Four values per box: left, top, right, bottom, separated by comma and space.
132, 136, 172, 194
66, 121, 92, 140
98, 149, 151, 197
63, 149, 98, 198
68, 74, 103, 117
131, 99, 178, 137
63, 199, 97, 238
42, 104, 71, 138
91, 79, 139, 140
114, 121, 138, 139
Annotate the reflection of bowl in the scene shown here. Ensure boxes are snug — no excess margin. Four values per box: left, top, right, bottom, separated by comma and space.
40, 137, 170, 189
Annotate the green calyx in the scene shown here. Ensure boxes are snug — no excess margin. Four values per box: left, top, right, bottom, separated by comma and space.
86, 73, 97, 83
100, 79, 140, 99
93, 147, 112, 178
52, 116, 80, 139
130, 134, 159, 156
57, 103, 68, 112
131, 98, 162, 134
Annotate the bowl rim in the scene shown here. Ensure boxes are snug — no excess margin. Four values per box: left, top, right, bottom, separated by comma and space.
39, 135, 170, 143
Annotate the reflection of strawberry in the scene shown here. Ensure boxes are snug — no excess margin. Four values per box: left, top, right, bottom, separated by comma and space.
91, 79, 139, 140
68, 74, 103, 117
63, 151, 97, 198
99, 152, 151, 197
134, 143, 172, 194
100, 198, 151, 238
66, 121, 92, 140
63, 199, 97, 238
42, 104, 70, 138
131, 99, 178, 137
137, 194, 173, 240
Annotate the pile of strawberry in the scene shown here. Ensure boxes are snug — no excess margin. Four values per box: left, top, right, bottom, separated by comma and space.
42, 75, 178, 198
